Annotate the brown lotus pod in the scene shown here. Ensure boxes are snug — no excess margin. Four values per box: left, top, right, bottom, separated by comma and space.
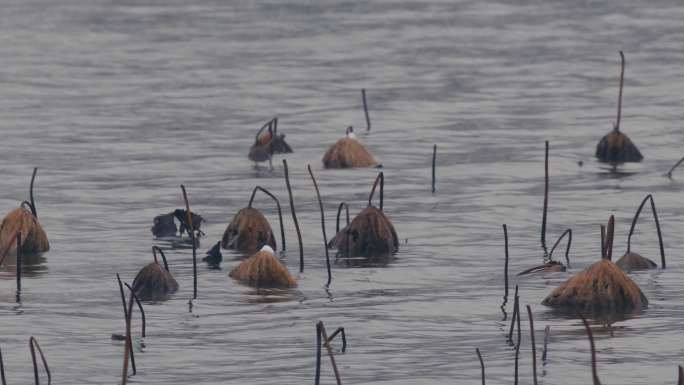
542, 216, 647, 312
615, 194, 665, 271
248, 117, 293, 164
330, 172, 398, 259
132, 246, 178, 300
322, 127, 376, 169
221, 186, 284, 255
229, 245, 297, 288
595, 52, 643, 164
0, 168, 49, 255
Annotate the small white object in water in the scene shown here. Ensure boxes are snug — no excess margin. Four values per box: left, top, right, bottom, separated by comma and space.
260, 245, 275, 254
346, 131, 357, 140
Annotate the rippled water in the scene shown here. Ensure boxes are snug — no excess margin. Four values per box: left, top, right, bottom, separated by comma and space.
1, 1, 684, 384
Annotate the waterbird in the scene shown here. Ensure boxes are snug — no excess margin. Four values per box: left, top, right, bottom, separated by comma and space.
322, 126, 377, 168
131, 246, 179, 300
0, 168, 49, 255
202, 241, 223, 269
542, 215, 647, 313
228, 245, 297, 288
595, 51, 643, 164
248, 117, 293, 168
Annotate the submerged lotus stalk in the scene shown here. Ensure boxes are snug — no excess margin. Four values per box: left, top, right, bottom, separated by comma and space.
595, 51, 643, 164
322, 126, 377, 168
29, 336, 51, 385
0, 168, 49, 254
542, 215, 647, 313
330, 172, 398, 259
221, 186, 284, 254
616, 194, 665, 271
229, 245, 297, 288
132, 246, 179, 300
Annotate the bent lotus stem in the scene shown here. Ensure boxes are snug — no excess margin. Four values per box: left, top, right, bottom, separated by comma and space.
181, 185, 197, 300
124, 282, 146, 338
273, 117, 278, 135
615, 51, 625, 132
116, 274, 136, 375
476, 347, 485, 385
121, 284, 136, 384
679, 365, 683, 385
283, 160, 304, 273
367, 172, 384, 211
327, 327, 347, 353
29, 167, 38, 218
29, 336, 51, 385
152, 246, 171, 272
548, 228, 572, 268
665, 156, 684, 179
248, 186, 286, 251
527, 305, 538, 385
627, 194, 666, 269
507, 285, 519, 343
319, 321, 342, 385
335, 202, 350, 234
315, 322, 322, 385
580, 313, 602, 385
362, 89, 371, 131
308, 165, 332, 287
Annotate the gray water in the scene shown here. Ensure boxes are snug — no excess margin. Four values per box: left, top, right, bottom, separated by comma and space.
1, 0, 684, 384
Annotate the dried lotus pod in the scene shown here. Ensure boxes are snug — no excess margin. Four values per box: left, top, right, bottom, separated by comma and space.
229, 245, 296, 288
0, 168, 49, 255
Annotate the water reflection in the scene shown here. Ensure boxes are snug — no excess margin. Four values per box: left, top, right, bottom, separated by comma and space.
0, 253, 48, 277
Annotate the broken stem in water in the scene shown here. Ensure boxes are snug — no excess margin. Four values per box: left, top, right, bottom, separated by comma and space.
124, 282, 146, 338
283, 160, 304, 273
626, 194, 666, 268
548, 228, 572, 268
181, 185, 197, 299
308, 165, 332, 287
526, 305, 538, 385
432, 144, 437, 193
121, 286, 136, 384
514, 298, 521, 385
335, 202, 350, 234
0, 345, 4, 385
615, 51, 625, 132
580, 314, 602, 385
508, 285, 519, 342
29, 336, 51, 385
362, 89, 371, 131
319, 321, 343, 385
542, 325, 551, 364
541, 141, 549, 256
476, 348, 485, 385
15, 233, 21, 303
248, 186, 286, 251
116, 274, 136, 375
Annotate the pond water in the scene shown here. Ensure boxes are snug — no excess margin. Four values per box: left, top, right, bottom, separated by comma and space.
0, 0, 683, 384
